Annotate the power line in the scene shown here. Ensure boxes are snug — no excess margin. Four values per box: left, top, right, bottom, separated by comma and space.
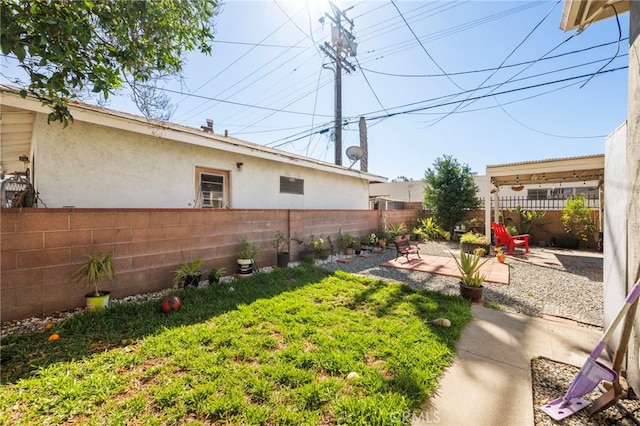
359, 38, 628, 78
150, 86, 333, 117
267, 66, 626, 148
390, 0, 464, 90
427, 0, 565, 128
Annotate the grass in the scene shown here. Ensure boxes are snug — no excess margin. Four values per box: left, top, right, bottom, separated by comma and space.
0, 265, 472, 425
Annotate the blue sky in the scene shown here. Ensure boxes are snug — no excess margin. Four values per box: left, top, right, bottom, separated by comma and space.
2, 1, 630, 180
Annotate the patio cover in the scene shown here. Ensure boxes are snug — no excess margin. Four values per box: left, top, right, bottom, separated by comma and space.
483, 154, 605, 238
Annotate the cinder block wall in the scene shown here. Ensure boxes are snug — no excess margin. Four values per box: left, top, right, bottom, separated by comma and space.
1, 208, 386, 322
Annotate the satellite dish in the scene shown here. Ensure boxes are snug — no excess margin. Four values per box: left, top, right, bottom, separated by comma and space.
346, 146, 364, 168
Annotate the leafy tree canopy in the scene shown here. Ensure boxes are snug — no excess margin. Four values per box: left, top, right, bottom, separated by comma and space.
391, 175, 411, 182
1, 0, 220, 125
423, 155, 480, 233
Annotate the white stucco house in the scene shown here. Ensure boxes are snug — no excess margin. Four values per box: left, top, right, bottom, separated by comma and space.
0, 85, 385, 209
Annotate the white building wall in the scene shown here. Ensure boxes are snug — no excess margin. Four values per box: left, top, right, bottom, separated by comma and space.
603, 123, 628, 352
370, 176, 599, 204
369, 181, 423, 202
32, 114, 369, 209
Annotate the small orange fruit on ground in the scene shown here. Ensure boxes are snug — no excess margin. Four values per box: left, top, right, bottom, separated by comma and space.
48, 333, 60, 341
45, 323, 53, 330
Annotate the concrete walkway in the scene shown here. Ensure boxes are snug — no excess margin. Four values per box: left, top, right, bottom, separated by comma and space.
417, 305, 603, 426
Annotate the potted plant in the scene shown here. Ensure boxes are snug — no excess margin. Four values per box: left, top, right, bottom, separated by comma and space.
237, 238, 262, 276
208, 267, 226, 284
353, 238, 362, 255
495, 246, 506, 263
452, 248, 488, 302
388, 222, 408, 240
560, 194, 596, 249
273, 231, 290, 268
172, 257, 203, 288
376, 230, 390, 251
313, 236, 331, 260
340, 233, 355, 255
460, 231, 490, 255
71, 251, 115, 311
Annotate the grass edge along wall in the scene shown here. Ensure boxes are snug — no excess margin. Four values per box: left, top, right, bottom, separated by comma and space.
1, 208, 423, 322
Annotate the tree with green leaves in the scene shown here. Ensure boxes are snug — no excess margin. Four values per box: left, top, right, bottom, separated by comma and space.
423, 155, 480, 233
1, 0, 220, 125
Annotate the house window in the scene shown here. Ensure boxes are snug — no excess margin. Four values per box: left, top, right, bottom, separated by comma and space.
280, 176, 304, 195
527, 188, 547, 200
575, 186, 598, 197
551, 187, 574, 199
196, 167, 228, 208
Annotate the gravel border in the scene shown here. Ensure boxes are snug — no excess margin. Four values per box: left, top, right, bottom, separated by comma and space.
1, 239, 603, 337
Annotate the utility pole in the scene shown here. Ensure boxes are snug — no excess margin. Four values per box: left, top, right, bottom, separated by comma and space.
320, 2, 357, 166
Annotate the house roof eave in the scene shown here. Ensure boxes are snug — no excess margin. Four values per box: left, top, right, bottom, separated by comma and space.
0, 85, 388, 183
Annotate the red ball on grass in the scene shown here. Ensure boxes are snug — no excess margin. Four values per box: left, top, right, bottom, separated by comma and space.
161, 295, 181, 313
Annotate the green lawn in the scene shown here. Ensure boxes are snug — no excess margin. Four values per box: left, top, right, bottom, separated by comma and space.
0, 265, 471, 425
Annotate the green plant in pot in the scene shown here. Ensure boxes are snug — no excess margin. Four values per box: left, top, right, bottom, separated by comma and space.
352, 238, 362, 254
237, 238, 262, 276
71, 251, 115, 311
340, 232, 355, 255
460, 231, 490, 255
388, 222, 408, 240
452, 248, 488, 302
313, 236, 331, 260
560, 194, 596, 249
273, 231, 290, 268
208, 267, 226, 284
172, 257, 203, 289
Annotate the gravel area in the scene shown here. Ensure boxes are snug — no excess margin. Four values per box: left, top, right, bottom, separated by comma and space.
532, 357, 640, 425
323, 239, 604, 327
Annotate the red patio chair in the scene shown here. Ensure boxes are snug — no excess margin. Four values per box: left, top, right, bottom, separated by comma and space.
491, 223, 529, 255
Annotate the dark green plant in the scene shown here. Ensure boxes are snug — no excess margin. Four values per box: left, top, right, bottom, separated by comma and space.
508, 205, 546, 236
1, 1, 221, 124
70, 251, 115, 296
561, 194, 596, 241
339, 233, 355, 248
273, 231, 289, 254
208, 267, 226, 283
423, 155, 480, 234
452, 249, 488, 287
237, 238, 262, 259
375, 229, 391, 242
172, 257, 203, 288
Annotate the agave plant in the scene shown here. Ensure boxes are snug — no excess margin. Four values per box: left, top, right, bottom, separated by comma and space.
388, 222, 408, 239
451, 248, 488, 287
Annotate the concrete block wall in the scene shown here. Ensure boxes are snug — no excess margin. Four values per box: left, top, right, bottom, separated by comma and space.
1, 208, 391, 322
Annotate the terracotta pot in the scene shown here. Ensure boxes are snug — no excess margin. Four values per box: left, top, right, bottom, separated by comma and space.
459, 283, 483, 303
497, 253, 506, 263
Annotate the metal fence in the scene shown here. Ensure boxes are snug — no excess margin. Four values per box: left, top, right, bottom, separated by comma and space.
478, 195, 600, 210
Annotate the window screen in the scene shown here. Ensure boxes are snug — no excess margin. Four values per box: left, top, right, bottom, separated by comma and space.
201, 173, 224, 208
280, 176, 304, 194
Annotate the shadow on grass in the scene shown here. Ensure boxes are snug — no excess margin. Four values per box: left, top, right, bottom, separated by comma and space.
0, 265, 329, 384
